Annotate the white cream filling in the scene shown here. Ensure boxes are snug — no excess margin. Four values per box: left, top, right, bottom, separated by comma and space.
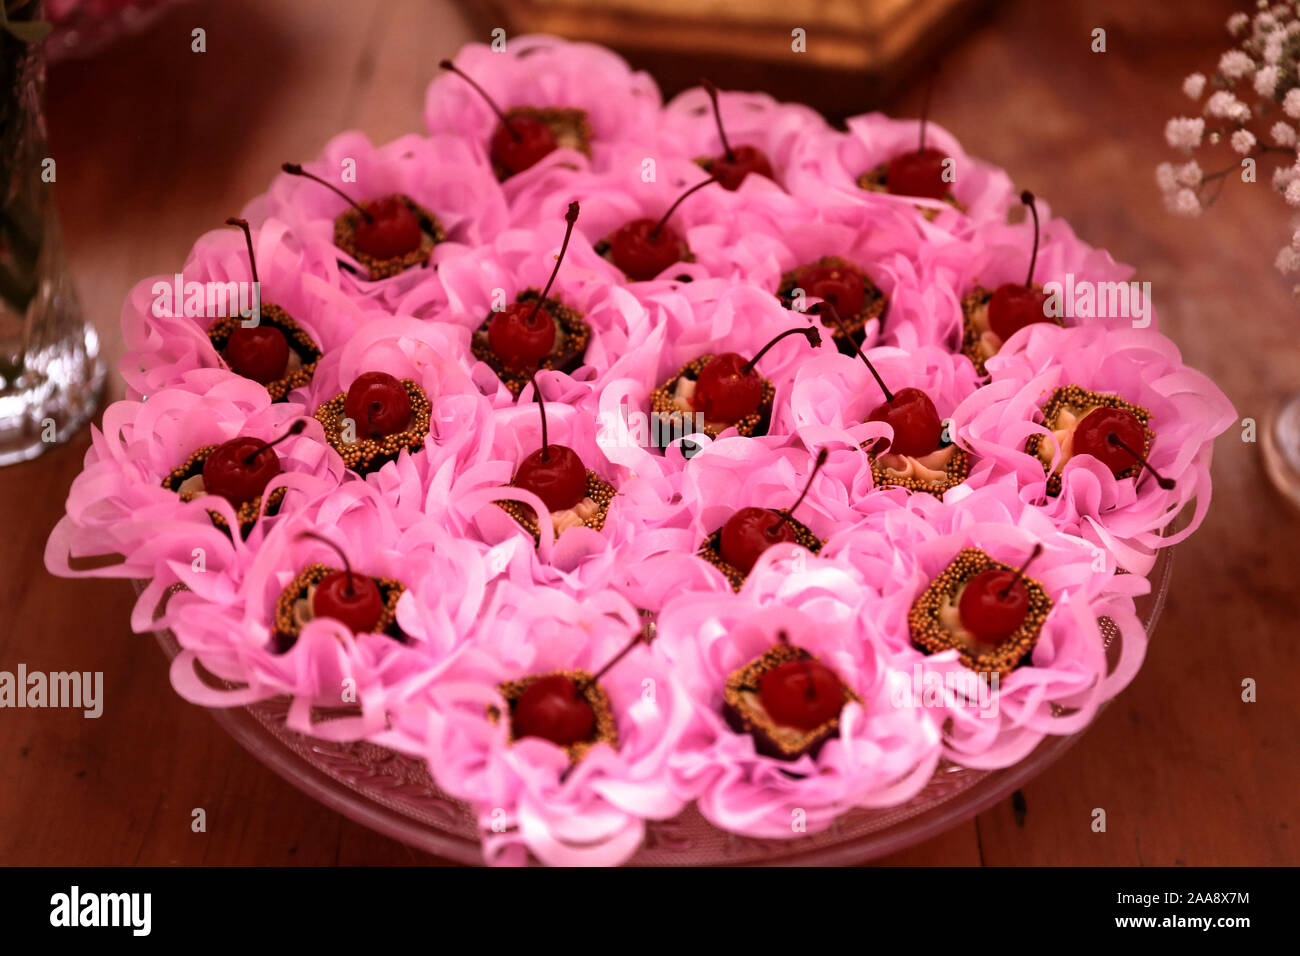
550, 497, 598, 536
937, 584, 982, 652
293, 582, 319, 630
1037, 404, 1101, 473
177, 474, 207, 498
878, 444, 957, 484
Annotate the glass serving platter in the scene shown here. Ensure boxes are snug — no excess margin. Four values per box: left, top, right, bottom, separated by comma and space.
145, 545, 1173, 866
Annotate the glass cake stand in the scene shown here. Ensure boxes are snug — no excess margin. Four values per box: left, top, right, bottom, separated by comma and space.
147, 545, 1174, 866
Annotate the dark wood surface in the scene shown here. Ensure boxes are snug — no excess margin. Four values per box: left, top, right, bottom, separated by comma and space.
1, 0, 1295, 866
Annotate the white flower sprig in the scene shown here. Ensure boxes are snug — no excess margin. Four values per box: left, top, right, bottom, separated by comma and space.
1158, 1, 1300, 293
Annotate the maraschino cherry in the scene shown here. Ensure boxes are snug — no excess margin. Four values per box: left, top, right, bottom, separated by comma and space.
958, 544, 1043, 644
816, 302, 942, 458
1071, 407, 1176, 488
344, 371, 412, 439
607, 174, 719, 281
488, 202, 579, 370
439, 60, 557, 176
719, 448, 829, 574
298, 531, 385, 634
280, 163, 422, 260
512, 632, 644, 746
221, 217, 290, 385
700, 78, 774, 190
757, 631, 845, 732
885, 72, 950, 201
512, 370, 588, 512
792, 262, 867, 319
692, 325, 822, 425
987, 191, 1052, 342
201, 419, 306, 507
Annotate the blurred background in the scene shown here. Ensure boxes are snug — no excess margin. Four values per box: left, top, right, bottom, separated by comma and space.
0, 0, 1295, 865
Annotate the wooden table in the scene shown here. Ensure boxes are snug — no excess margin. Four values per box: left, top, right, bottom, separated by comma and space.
2, 0, 1295, 865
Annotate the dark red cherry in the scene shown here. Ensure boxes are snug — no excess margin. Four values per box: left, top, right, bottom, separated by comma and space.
795, 263, 866, 318
514, 444, 587, 512
758, 657, 844, 732
512, 674, 595, 746
608, 218, 683, 281
867, 386, 943, 458
987, 283, 1051, 341
700, 80, 774, 190
353, 196, 422, 260
1071, 406, 1147, 478
312, 569, 384, 634
958, 569, 1029, 644
719, 506, 796, 574
692, 352, 763, 425
490, 115, 557, 176
489, 302, 556, 370
225, 325, 289, 385
886, 147, 950, 200
201, 436, 281, 506
711, 145, 774, 191
344, 371, 412, 439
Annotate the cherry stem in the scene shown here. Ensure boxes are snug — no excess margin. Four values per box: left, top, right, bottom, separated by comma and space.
769, 448, 829, 536
918, 69, 937, 154
242, 419, 307, 466
527, 369, 551, 463
579, 632, 645, 691
439, 59, 520, 141
814, 302, 893, 402
998, 543, 1044, 599
649, 174, 719, 241
1021, 190, 1040, 288
297, 531, 359, 598
700, 78, 735, 161
225, 217, 259, 286
280, 163, 373, 222
740, 326, 822, 376
1106, 433, 1176, 489
525, 202, 580, 328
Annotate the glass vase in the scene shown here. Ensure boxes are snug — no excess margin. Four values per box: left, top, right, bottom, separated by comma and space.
0, 1, 104, 466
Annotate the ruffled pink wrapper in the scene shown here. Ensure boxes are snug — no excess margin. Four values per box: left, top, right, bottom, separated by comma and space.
162, 483, 499, 741
786, 113, 1017, 240
405, 224, 657, 411
615, 437, 861, 607
418, 584, 692, 866
45, 379, 343, 630
119, 217, 371, 401
829, 485, 1150, 768
950, 324, 1236, 573
251, 131, 508, 308
425, 35, 664, 175
656, 582, 941, 837
657, 85, 829, 192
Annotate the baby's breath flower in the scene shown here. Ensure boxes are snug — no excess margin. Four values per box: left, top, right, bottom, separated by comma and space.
1255, 64, 1280, 96
1275, 245, 1300, 273
1165, 116, 1206, 151
1175, 160, 1204, 187
1284, 177, 1300, 206
1272, 164, 1298, 190
1232, 128, 1258, 154
1273, 120, 1297, 146
1219, 50, 1255, 78
1285, 88, 1300, 118
1264, 32, 1286, 62
1171, 188, 1203, 217
1183, 72, 1207, 99
1290, 227, 1300, 248
1228, 12, 1250, 35
1156, 161, 1178, 192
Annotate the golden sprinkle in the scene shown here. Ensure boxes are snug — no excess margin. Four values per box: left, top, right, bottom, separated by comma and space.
314, 378, 432, 476
207, 303, 321, 403
333, 194, 444, 280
